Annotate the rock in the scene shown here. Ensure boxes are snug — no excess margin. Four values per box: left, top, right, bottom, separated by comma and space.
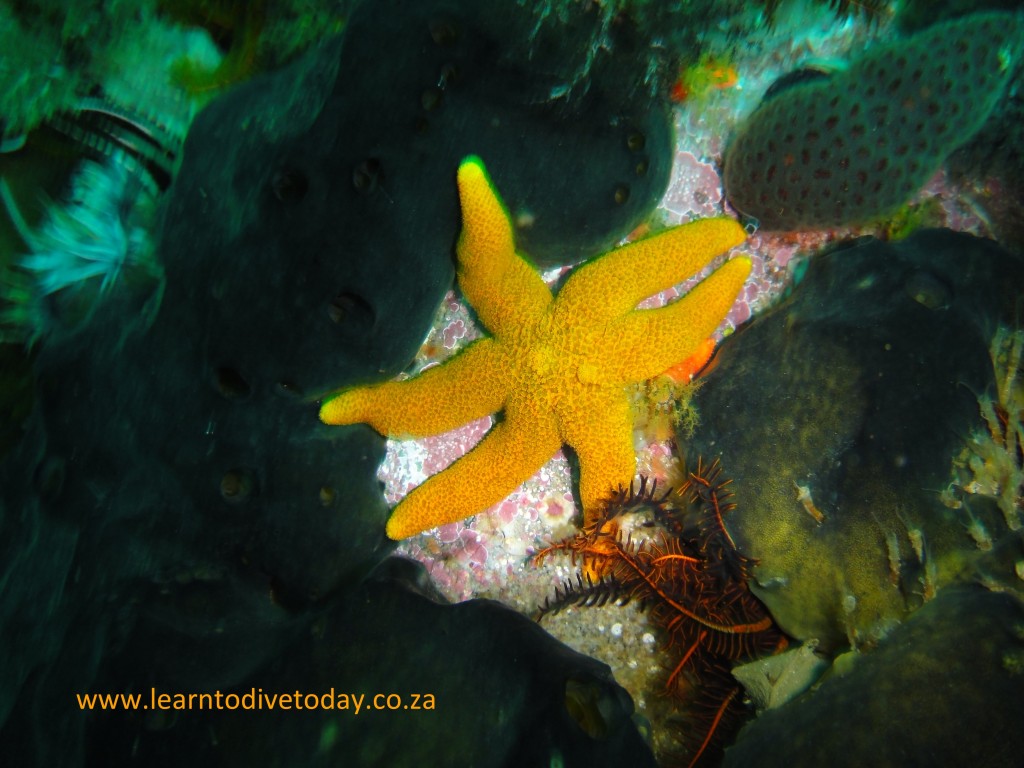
91, 559, 658, 768
0, 1, 674, 762
732, 640, 829, 712
723, 584, 1024, 768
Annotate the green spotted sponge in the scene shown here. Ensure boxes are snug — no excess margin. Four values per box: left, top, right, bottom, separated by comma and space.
723, 12, 1024, 230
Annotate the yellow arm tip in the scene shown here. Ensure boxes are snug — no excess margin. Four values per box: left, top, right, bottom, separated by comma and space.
385, 514, 413, 541
319, 393, 351, 425
705, 254, 753, 314
459, 154, 485, 173
457, 155, 489, 194
731, 254, 753, 277
721, 218, 748, 248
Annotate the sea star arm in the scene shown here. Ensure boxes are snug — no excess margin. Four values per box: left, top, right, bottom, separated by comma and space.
553, 218, 746, 328
455, 157, 553, 338
319, 338, 506, 438
558, 388, 637, 528
603, 256, 752, 383
384, 401, 562, 539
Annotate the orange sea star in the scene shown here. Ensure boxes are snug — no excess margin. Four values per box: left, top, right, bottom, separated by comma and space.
320, 156, 749, 539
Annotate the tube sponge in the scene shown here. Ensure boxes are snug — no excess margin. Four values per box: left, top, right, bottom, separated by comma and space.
723, 12, 1024, 230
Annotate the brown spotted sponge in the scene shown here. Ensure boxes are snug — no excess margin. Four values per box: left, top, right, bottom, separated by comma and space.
724, 12, 1024, 230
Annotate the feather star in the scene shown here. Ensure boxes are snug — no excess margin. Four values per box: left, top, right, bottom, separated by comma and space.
320, 156, 750, 540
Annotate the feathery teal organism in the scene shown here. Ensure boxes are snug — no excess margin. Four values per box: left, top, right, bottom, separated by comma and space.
0, 153, 163, 345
